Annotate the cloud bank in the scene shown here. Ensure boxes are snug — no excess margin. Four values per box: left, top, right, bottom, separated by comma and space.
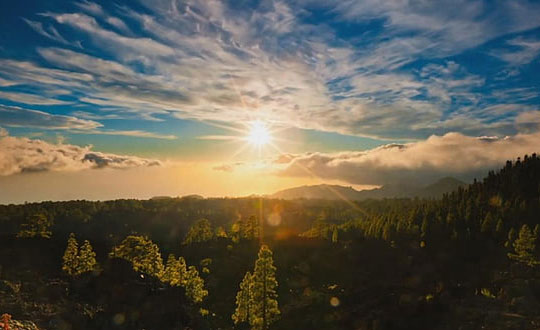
0, 129, 160, 176
278, 131, 540, 185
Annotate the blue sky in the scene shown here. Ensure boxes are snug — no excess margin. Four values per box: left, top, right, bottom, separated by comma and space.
0, 0, 540, 201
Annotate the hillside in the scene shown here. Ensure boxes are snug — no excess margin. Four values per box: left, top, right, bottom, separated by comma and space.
272, 177, 467, 200
0, 155, 540, 329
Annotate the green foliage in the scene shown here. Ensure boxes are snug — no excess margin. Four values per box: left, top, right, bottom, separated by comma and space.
161, 254, 187, 287
508, 224, 539, 267
76, 240, 98, 274
480, 288, 496, 299
244, 216, 260, 240
250, 245, 280, 330
183, 218, 214, 244
161, 254, 207, 303
480, 212, 494, 234
232, 271, 253, 325
331, 227, 338, 243
300, 216, 331, 239
16, 213, 52, 238
215, 226, 228, 238
62, 233, 79, 276
230, 216, 260, 242
505, 227, 516, 248
62, 233, 98, 276
109, 235, 164, 277
184, 266, 208, 303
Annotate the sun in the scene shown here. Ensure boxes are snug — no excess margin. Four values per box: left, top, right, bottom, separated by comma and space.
246, 120, 272, 147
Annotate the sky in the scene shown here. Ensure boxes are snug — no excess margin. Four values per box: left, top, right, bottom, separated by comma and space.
0, 0, 539, 203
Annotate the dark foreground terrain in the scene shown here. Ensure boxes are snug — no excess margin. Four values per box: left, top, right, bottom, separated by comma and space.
1, 154, 540, 329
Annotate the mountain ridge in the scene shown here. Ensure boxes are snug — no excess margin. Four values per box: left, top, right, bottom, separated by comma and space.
271, 177, 467, 200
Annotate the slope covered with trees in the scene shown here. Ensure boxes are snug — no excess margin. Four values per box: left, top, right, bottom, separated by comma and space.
0, 154, 539, 329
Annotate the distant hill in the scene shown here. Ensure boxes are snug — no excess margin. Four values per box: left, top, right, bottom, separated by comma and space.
271, 177, 468, 200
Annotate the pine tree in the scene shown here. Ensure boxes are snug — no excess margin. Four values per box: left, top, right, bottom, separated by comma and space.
250, 245, 280, 330
495, 218, 504, 239
232, 271, 253, 325
332, 227, 338, 243
109, 235, 164, 277
215, 226, 228, 238
481, 212, 494, 234
245, 216, 259, 240
62, 233, 79, 276
508, 224, 539, 267
505, 228, 516, 248
183, 219, 214, 244
184, 266, 208, 303
76, 240, 98, 274
17, 213, 52, 238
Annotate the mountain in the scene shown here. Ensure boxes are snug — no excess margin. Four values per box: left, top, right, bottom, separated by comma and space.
271, 177, 468, 200
269, 184, 363, 200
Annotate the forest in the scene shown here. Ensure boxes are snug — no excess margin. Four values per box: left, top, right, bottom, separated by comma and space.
1, 154, 540, 329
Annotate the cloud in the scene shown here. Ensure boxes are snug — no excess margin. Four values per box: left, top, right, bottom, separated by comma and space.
85, 129, 176, 140
212, 164, 234, 172
491, 37, 540, 65
0, 0, 537, 141
278, 131, 540, 185
0, 130, 161, 176
0, 104, 102, 130
22, 18, 71, 45
0, 105, 175, 139
0, 91, 69, 105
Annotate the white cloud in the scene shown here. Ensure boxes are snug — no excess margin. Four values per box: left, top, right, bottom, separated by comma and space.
0, 91, 69, 105
0, 0, 537, 141
22, 18, 71, 45
0, 104, 102, 130
0, 130, 161, 176
278, 131, 540, 185
491, 37, 540, 65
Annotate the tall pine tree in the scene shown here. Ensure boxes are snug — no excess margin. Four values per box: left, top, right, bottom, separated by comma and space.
508, 224, 539, 267
250, 245, 280, 330
77, 240, 98, 274
62, 233, 79, 276
184, 266, 208, 303
232, 271, 253, 325
183, 219, 214, 244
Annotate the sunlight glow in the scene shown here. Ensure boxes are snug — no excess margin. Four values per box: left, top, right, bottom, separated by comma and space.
246, 120, 272, 147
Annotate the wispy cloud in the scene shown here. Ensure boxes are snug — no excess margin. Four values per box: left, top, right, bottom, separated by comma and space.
0, 105, 176, 139
22, 18, 71, 46
0, 91, 69, 105
491, 37, 540, 65
0, 104, 101, 130
0, 0, 538, 141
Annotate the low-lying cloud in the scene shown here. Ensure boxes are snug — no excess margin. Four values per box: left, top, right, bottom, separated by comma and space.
0, 130, 160, 176
278, 131, 540, 185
